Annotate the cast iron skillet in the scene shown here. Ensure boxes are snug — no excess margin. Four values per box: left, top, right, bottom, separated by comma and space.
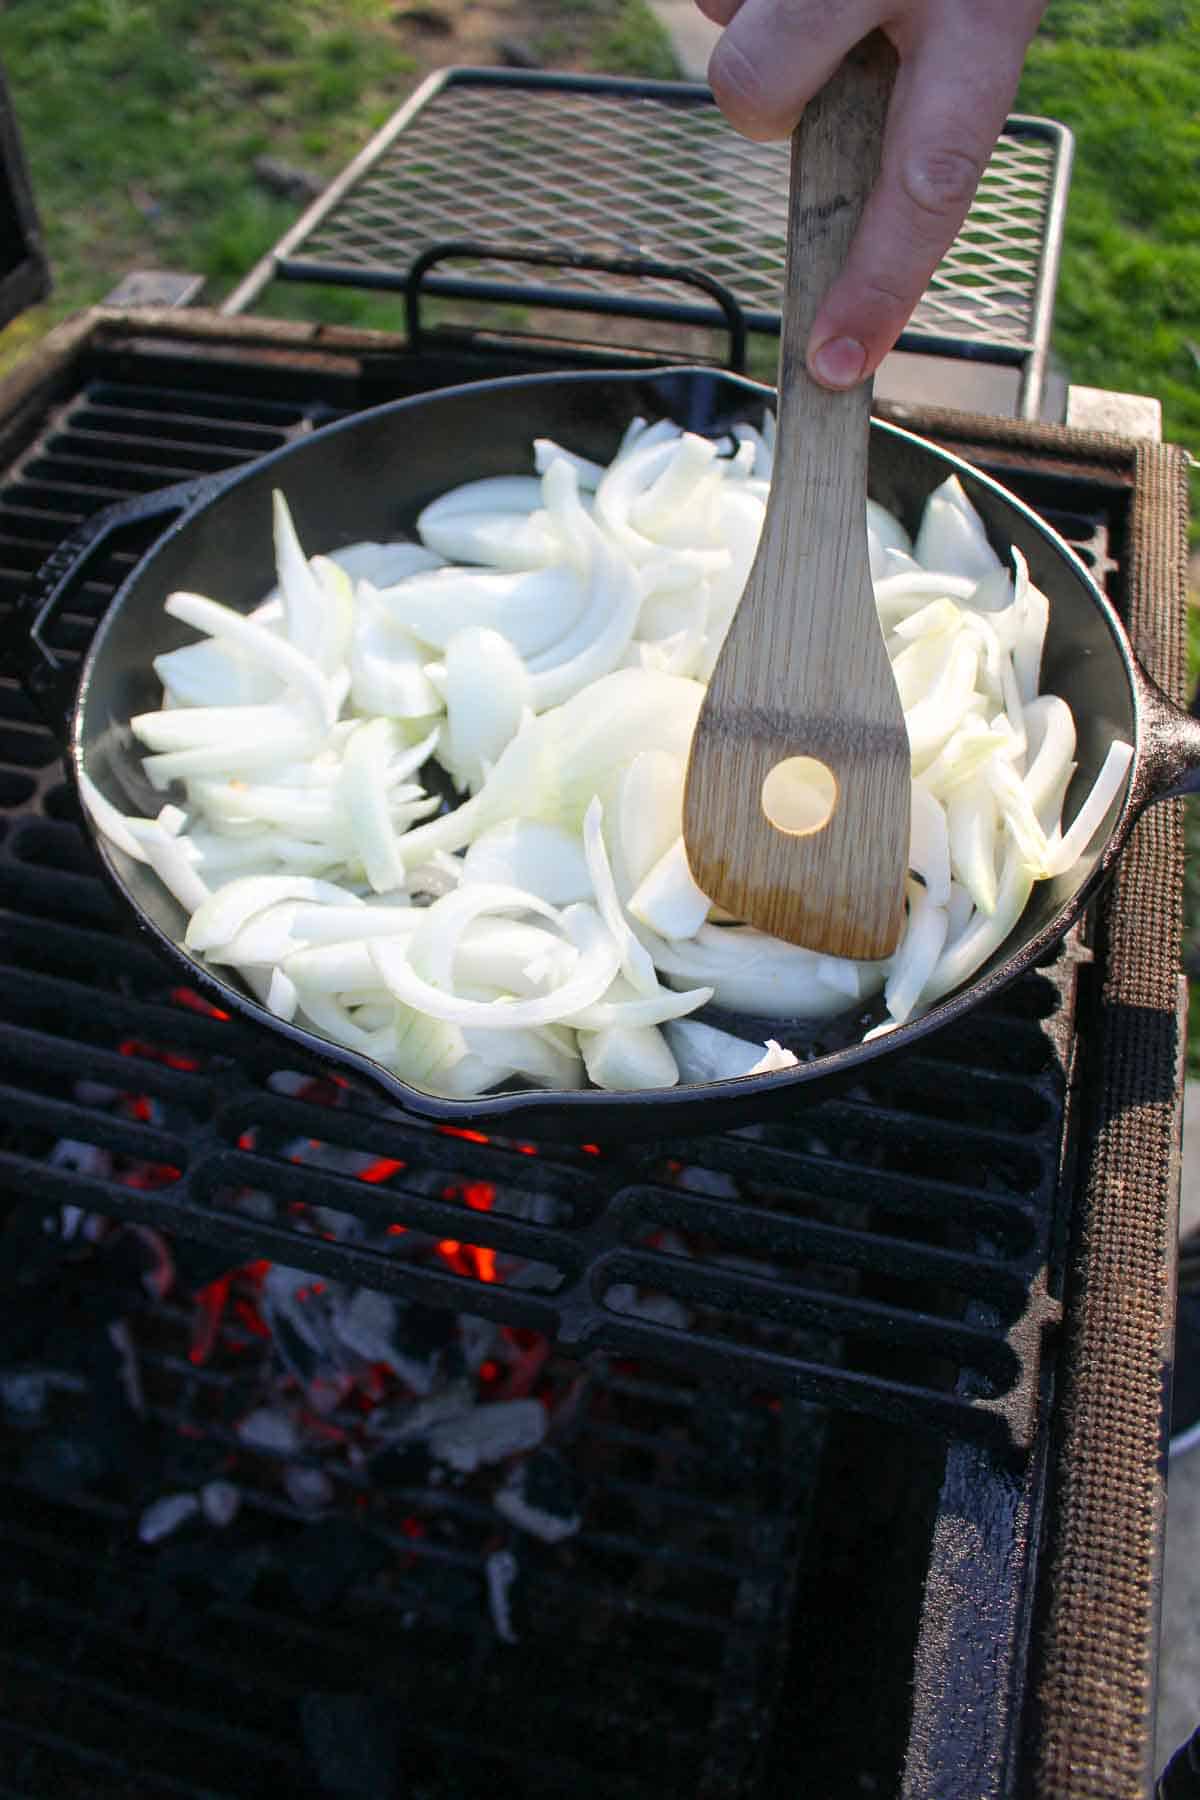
18, 366, 1200, 1139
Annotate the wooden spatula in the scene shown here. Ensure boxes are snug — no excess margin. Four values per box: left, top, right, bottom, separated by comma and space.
683, 32, 910, 962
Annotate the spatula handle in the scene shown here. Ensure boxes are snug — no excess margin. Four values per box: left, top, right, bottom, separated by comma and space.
781, 33, 896, 344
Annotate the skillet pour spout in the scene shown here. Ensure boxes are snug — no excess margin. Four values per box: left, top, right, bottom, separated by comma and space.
13, 366, 1189, 1139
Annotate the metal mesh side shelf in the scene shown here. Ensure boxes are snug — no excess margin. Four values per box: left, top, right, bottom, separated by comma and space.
222, 68, 1073, 417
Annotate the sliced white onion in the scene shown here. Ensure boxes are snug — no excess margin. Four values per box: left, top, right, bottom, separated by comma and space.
462, 819, 591, 905
582, 797, 659, 997
579, 1023, 678, 1091
666, 1019, 798, 1082
885, 881, 950, 1024
628, 838, 710, 940
186, 875, 361, 955
439, 626, 531, 794
372, 903, 620, 1030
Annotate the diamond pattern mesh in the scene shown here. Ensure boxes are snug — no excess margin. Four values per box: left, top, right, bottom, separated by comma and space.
285, 75, 1068, 359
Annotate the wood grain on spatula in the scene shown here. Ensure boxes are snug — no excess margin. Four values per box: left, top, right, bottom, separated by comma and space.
683, 32, 909, 962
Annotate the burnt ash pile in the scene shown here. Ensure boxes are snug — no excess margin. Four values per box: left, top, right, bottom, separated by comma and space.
1, 1035, 833, 1799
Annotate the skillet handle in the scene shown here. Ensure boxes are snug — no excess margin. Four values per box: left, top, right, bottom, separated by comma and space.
14, 472, 227, 738
1132, 662, 1200, 804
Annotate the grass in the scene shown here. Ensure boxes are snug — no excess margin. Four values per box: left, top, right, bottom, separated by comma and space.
1015, 1, 1200, 523
0, 0, 677, 352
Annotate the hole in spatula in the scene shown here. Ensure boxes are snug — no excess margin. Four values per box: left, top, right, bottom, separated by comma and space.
761, 756, 838, 836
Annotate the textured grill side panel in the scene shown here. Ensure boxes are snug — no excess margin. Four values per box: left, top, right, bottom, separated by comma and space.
1033, 441, 1190, 1799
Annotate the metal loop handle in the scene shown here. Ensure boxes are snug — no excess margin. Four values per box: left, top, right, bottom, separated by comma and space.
404, 238, 748, 373
14, 473, 227, 737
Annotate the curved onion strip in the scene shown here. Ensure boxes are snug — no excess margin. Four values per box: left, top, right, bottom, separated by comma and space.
451, 919, 576, 998
338, 719, 410, 892
79, 772, 150, 864
141, 715, 324, 790
909, 786, 951, 907
370, 902, 620, 1029
1040, 741, 1134, 878
439, 626, 530, 793
923, 846, 1035, 1005
564, 973, 712, 1031
186, 875, 363, 955
667, 1019, 797, 1082
407, 883, 562, 991
165, 591, 335, 726
885, 882, 950, 1024
351, 583, 443, 720
460, 1023, 584, 1089
947, 780, 999, 915
126, 818, 211, 917
914, 476, 1003, 581
628, 838, 710, 939
155, 638, 281, 708
273, 490, 330, 666
462, 819, 591, 905
640, 922, 879, 1019
223, 901, 420, 967
266, 967, 299, 1021
582, 798, 659, 996
579, 1023, 678, 1091
1022, 695, 1077, 824
377, 562, 587, 658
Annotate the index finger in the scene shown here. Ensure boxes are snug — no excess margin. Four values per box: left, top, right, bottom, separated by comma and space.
806, 16, 1039, 385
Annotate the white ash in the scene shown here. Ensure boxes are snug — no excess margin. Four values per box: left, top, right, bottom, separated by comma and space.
237, 1405, 303, 1455
494, 1455, 581, 1545
260, 1264, 346, 1379
485, 1547, 520, 1646
123, 1223, 174, 1300
73, 1078, 122, 1107
107, 1319, 145, 1417
605, 1284, 691, 1331
367, 1381, 475, 1447
231, 1188, 276, 1222
200, 1480, 241, 1527
333, 1288, 439, 1395
310, 1204, 369, 1243
427, 1398, 546, 1474
501, 1260, 564, 1294
50, 1139, 113, 1181
457, 1314, 501, 1374
672, 1165, 740, 1200
139, 1492, 200, 1544
284, 1465, 336, 1512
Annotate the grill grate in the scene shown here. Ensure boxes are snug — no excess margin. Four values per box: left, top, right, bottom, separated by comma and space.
0, 316, 1180, 1800
229, 70, 1071, 412
0, 354, 1096, 1460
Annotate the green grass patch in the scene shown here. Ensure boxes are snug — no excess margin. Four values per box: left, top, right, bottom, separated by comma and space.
0, 0, 417, 338
0, 0, 677, 352
1016, 5, 1200, 519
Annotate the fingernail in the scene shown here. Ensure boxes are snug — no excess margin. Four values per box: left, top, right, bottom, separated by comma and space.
810, 337, 867, 389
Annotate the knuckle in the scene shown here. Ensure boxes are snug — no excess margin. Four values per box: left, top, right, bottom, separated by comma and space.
708, 38, 796, 140
898, 140, 986, 222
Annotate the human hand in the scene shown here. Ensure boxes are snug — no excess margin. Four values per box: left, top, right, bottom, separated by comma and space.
694, 0, 1049, 388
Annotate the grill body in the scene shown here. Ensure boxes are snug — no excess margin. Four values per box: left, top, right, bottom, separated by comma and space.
0, 307, 1188, 1800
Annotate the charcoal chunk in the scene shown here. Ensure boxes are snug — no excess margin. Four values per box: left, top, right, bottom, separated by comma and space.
281, 1518, 391, 1611
300, 1692, 401, 1798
